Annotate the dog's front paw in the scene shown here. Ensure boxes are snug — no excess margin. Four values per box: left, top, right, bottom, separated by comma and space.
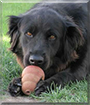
35, 80, 49, 96
8, 77, 23, 96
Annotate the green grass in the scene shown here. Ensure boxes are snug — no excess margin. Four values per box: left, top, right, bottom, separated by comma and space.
30, 80, 87, 103
1, 2, 88, 103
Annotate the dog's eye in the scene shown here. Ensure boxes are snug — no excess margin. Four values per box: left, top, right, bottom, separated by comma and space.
26, 32, 33, 38
49, 35, 56, 40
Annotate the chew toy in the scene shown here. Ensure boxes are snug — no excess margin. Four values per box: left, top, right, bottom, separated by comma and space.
21, 65, 45, 95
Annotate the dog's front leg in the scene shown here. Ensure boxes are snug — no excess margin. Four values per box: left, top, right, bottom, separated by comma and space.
35, 67, 87, 96
8, 77, 24, 96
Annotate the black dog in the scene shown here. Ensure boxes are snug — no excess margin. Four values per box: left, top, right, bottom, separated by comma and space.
8, 1, 90, 96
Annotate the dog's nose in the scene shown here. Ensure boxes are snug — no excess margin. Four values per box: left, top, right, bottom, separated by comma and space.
29, 55, 44, 65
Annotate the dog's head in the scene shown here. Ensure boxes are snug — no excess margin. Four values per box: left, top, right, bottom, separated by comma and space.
8, 7, 84, 71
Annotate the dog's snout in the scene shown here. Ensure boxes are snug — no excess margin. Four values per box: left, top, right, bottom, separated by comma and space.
29, 55, 44, 65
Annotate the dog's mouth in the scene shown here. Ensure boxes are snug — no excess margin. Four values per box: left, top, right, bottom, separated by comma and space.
23, 54, 51, 71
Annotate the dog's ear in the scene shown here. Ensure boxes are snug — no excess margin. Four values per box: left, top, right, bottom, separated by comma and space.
62, 21, 84, 62
65, 21, 84, 48
8, 16, 21, 53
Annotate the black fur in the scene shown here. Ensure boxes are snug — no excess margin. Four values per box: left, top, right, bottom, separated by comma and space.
8, 1, 90, 96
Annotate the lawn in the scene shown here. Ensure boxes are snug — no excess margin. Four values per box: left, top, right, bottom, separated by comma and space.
1, 2, 88, 103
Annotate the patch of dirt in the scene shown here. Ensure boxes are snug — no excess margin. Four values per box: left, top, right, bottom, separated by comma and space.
0, 92, 39, 105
